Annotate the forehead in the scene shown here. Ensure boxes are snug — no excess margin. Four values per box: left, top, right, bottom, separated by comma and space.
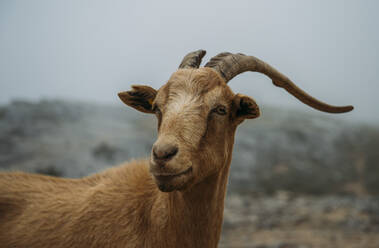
155, 68, 234, 106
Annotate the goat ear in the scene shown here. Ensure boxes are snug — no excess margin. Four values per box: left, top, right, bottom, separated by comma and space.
118, 85, 157, 114
233, 93, 260, 122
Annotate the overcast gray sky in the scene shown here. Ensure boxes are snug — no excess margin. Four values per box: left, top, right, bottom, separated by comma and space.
0, 0, 378, 124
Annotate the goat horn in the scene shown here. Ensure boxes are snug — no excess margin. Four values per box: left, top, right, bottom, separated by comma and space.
179, 50, 207, 69
205, 52, 353, 113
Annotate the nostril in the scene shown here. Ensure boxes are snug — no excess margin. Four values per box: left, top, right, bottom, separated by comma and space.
165, 146, 178, 159
153, 144, 178, 162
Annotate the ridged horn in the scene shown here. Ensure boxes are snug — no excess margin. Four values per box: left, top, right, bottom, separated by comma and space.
179, 50, 206, 69
205, 52, 353, 113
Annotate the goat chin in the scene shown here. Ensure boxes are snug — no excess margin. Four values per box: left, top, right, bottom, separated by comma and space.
153, 167, 194, 192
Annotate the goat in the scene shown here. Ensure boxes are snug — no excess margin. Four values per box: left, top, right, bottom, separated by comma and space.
0, 50, 353, 247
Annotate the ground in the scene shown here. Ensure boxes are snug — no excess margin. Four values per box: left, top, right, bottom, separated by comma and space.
220, 192, 379, 248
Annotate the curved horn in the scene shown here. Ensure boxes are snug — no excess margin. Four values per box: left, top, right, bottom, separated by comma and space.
179, 50, 206, 69
205, 53, 353, 113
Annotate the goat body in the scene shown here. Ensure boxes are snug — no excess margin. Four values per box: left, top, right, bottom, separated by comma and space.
0, 160, 228, 247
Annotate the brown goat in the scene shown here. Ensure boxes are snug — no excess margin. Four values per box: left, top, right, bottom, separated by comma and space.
0, 50, 353, 247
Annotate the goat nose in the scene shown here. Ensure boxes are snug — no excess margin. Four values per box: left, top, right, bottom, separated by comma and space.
152, 143, 178, 162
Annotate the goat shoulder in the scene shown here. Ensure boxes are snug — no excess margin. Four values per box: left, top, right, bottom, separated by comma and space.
0, 159, 160, 248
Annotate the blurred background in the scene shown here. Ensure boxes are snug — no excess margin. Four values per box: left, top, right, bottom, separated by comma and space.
1, 1, 378, 247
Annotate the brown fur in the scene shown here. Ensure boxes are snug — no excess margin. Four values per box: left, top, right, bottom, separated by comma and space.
0, 68, 260, 247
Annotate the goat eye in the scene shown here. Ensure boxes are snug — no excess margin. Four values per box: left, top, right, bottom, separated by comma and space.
153, 105, 161, 115
213, 105, 227, 115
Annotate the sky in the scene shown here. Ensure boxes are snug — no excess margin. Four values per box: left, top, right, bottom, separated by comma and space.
0, 0, 378, 124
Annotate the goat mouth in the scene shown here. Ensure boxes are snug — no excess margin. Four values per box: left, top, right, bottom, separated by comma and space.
153, 167, 192, 181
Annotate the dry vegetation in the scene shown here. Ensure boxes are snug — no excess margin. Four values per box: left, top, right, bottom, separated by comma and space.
220, 192, 379, 248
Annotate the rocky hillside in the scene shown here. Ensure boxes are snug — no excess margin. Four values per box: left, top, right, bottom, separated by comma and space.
1, 100, 378, 195
1, 100, 379, 247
